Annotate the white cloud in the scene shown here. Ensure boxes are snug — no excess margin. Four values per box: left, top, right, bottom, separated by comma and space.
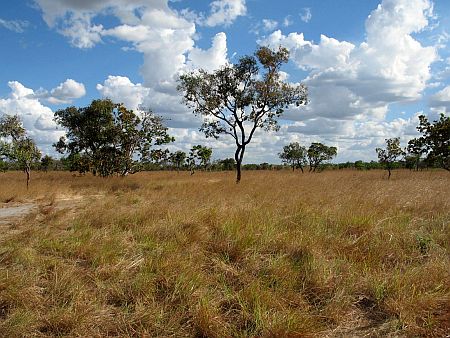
29, 0, 445, 162
261, 0, 437, 123
300, 8, 311, 23
97, 76, 150, 111
203, 0, 246, 27
283, 15, 293, 27
0, 82, 64, 151
48, 79, 86, 104
60, 16, 103, 49
429, 85, 450, 112
254, 0, 441, 161
34, 79, 86, 104
187, 32, 228, 71
0, 18, 29, 33
262, 19, 278, 32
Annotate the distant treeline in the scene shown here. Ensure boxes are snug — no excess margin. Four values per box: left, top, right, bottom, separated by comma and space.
0, 157, 442, 173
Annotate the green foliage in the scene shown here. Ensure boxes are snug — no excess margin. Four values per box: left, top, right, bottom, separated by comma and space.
0, 114, 41, 187
376, 138, 405, 178
188, 145, 212, 173
279, 142, 307, 172
218, 158, 236, 171
169, 151, 187, 171
40, 155, 54, 172
307, 142, 337, 172
409, 114, 449, 171
53, 99, 173, 177
178, 46, 308, 182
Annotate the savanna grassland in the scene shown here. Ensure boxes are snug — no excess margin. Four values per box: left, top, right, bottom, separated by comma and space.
0, 170, 449, 337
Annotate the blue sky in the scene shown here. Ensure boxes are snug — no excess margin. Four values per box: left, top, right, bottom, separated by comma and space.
0, 0, 449, 163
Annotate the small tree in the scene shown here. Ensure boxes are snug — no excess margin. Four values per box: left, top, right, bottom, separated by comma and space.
178, 46, 308, 183
169, 151, 187, 172
376, 137, 405, 179
40, 155, 54, 172
0, 115, 41, 188
54, 99, 173, 176
279, 142, 307, 172
405, 138, 425, 171
219, 158, 236, 171
188, 145, 212, 174
307, 142, 337, 172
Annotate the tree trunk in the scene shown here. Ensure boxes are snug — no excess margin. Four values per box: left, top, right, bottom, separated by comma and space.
235, 145, 245, 183
26, 167, 30, 190
236, 160, 242, 182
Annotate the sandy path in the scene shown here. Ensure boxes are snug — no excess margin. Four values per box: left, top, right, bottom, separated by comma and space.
0, 203, 37, 225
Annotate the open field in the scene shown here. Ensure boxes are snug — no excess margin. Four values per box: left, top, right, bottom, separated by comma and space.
0, 170, 449, 337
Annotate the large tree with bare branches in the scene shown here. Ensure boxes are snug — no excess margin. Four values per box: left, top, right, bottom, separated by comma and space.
178, 46, 308, 182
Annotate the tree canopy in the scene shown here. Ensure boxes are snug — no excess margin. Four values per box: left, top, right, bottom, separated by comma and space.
54, 99, 173, 177
307, 142, 337, 172
411, 114, 449, 171
178, 46, 308, 182
376, 137, 405, 179
188, 145, 212, 174
0, 114, 41, 188
279, 142, 307, 172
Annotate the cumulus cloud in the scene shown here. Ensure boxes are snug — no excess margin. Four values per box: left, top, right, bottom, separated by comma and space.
203, 0, 246, 27
254, 0, 441, 161
187, 32, 228, 71
0, 82, 64, 152
97, 76, 150, 111
429, 85, 450, 112
96, 75, 200, 129
34, 0, 231, 94
34, 79, 86, 104
261, 0, 438, 124
29, 0, 445, 162
0, 18, 29, 33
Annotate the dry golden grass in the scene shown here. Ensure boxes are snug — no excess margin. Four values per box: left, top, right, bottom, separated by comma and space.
0, 169, 449, 337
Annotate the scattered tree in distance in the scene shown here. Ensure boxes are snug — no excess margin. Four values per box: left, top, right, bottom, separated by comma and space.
279, 142, 307, 172
169, 151, 187, 172
178, 46, 308, 182
0, 114, 41, 188
376, 137, 405, 179
307, 142, 337, 172
40, 155, 54, 172
406, 138, 425, 171
188, 145, 212, 174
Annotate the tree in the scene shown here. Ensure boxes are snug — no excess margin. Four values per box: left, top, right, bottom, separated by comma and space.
0, 114, 41, 188
376, 137, 405, 179
405, 138, 425, 171
218, 158, 236, 171
150, 148, 170, 169
188, 145, 212, 174
178, 46, 308, 183
410, 114, 449, 171
169, 151, 187, 172
307, 142, 337, 172
54, 99, 173, 177
279, 142, 307, 172
40, 155, 54, 172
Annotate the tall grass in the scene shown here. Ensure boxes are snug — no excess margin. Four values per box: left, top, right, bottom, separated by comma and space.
0, 170, 449, 336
